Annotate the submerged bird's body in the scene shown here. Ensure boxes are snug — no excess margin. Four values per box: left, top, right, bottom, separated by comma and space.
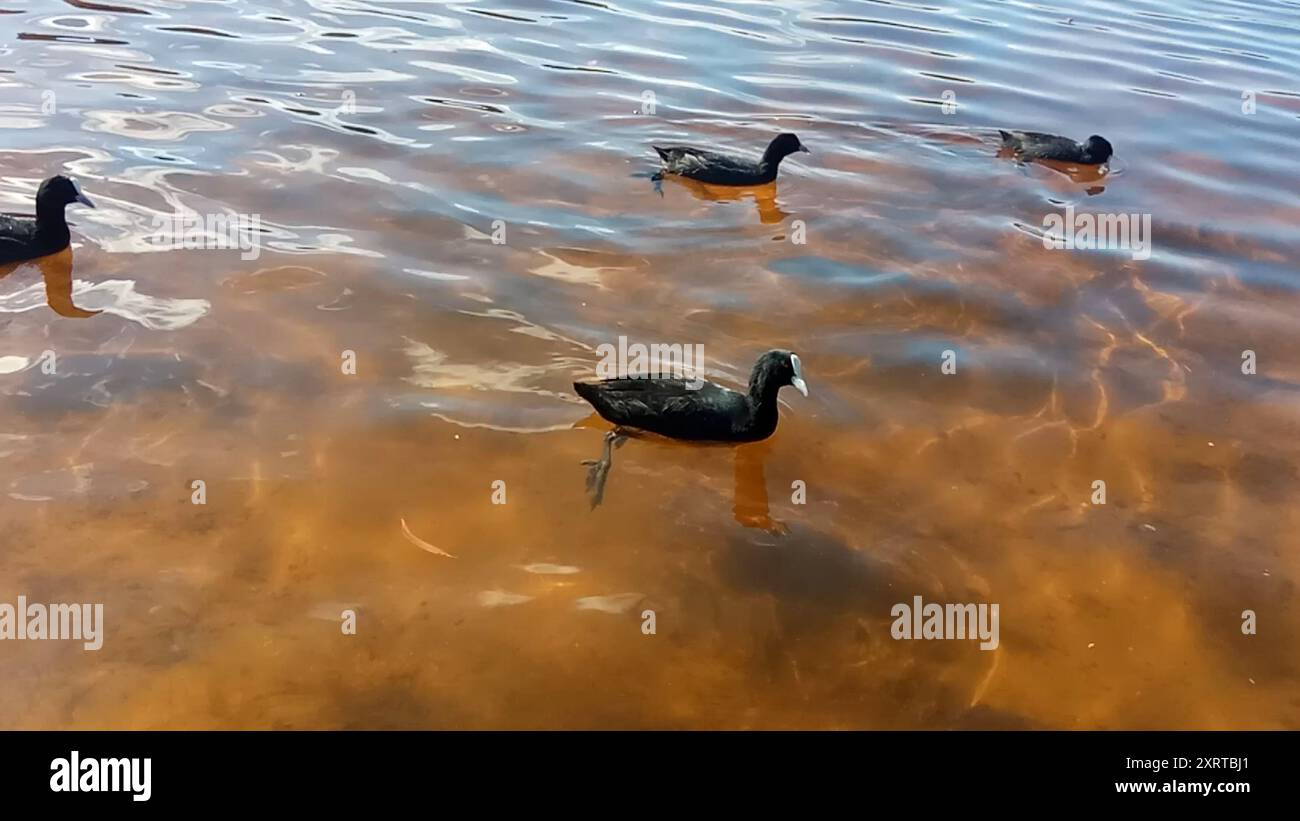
653, 133, 809, 186
0, 175, 96, 266
574, 350, 808, 443
998, 130, 1113, 165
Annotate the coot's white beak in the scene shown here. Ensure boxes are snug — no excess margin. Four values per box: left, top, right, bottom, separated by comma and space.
790, 353, 808, 397
72, 179, 95, 208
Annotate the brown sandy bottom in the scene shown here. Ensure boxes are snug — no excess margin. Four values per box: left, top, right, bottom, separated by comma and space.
1, 0, 1299, 728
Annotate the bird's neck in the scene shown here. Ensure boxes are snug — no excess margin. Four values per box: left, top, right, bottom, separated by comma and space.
35, 202, 70, 246
745, 365, 782, 429
760, 147, 787, 171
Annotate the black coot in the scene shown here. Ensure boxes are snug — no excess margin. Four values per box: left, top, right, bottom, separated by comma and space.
652, 133, 809, 186
0, 175, 96, 266
574, 349, 808, 443
998, 130, 1113, 165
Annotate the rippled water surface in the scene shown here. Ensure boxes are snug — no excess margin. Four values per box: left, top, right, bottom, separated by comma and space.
2, 0, 1299, 728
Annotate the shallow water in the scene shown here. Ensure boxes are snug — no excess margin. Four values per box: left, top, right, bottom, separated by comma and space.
1, 0, 1298, 729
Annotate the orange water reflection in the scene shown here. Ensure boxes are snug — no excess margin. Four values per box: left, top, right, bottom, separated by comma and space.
0, 248, 101, 318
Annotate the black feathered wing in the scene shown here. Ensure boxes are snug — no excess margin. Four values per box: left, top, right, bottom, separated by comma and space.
1000, 130, 1083, 162
574, 378, 752, 441
0, 216, 38, 265
651, 145, 770, 185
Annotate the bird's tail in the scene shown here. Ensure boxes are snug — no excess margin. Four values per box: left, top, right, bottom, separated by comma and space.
997, 129, 1014, 144
652, 145, 671, 161
574, 381, 599, 402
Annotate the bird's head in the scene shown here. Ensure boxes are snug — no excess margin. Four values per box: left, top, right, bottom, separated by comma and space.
753, 349, 809, 398
1084, 135, 1113, 164
37, 175, 95, 211
765, 133, 811, 162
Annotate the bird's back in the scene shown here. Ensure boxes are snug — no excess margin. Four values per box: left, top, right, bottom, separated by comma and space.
1000, 130, 1081, 161
574, 378, 752, 440
0, 215, 39, 265
652, 145, 770, 185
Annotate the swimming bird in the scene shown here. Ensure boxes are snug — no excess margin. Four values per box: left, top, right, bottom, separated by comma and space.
652, 133, 810, 186
998, 130, 1113, 165
575, 349, 808, 443
0, 175, 96, 266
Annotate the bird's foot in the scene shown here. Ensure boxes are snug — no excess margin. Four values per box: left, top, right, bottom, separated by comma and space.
583, 429, 627, 509
765, 518, 791, 536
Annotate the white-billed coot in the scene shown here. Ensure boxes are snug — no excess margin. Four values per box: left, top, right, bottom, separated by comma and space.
0, 175, 100, 318
574, 350, 809, 507
0, 175, 96, 266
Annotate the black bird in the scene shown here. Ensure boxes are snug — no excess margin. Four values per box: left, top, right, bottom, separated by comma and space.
652, 133, 810, 186
998, 130, 1113, 165
575, 349, 808, 443
0, 175, 96, 266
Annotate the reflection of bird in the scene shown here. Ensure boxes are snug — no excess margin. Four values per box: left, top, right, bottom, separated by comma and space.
32, 249, 99, 319
1, 176, 100, 318
733, 441, 787, 534
653, 133, 809, 186
998, 130, 1113, 165
0, 176, 95, 265
663, 175, 790, 224
575, 350, 808, 442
